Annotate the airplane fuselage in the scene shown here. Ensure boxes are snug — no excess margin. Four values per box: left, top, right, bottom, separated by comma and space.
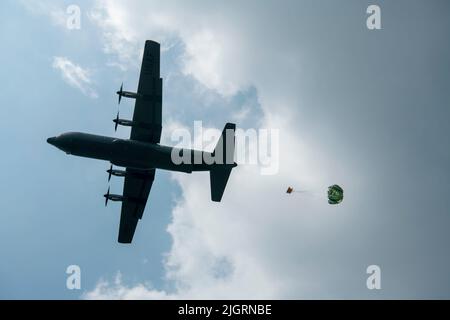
46, 40, 237, 244
47, 132, 212, 173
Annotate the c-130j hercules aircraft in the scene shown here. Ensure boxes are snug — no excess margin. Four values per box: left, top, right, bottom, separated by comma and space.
47, 40, 237, 243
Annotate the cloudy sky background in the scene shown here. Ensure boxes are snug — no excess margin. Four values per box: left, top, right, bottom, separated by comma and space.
0, 0, 449, 299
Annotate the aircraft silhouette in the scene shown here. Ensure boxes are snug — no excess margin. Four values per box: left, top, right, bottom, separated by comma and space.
47, 40, 237, 243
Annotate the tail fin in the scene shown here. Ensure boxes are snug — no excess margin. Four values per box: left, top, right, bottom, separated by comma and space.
210, 123, 237, 202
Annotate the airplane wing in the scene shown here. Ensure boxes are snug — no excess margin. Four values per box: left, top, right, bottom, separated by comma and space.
118, 41, 162, 243
118, 168, 155, 243
130, 40, 163, 144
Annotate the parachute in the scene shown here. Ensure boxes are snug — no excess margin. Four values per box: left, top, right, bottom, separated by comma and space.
327, 184, 343, 205
286, 184, 344, 205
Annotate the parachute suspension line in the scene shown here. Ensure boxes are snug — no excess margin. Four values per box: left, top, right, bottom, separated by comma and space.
286, 187, 308, 194
286, 185, 343, 204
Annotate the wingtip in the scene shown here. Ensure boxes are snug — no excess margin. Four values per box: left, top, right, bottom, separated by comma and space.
118, 238, 133, 244
145, 40, 160, 46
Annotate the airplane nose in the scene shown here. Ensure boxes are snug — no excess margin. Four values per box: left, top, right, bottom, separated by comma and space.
47, 137, 56, 145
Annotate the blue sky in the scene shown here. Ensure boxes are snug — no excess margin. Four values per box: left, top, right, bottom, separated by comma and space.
1, 0, 450, 299
0, 0, 263, 299
0, 0, 174, 298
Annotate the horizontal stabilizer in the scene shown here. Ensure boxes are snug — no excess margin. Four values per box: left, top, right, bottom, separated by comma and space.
210, 167, 233, 202
210, 123, 236, 202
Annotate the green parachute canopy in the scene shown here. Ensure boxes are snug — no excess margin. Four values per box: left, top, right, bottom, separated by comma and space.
328, 185, 343, 205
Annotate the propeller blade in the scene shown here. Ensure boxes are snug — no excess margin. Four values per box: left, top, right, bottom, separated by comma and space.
117, 83, 123, 105
107, 165, 113, 182
114, 112, 119, 132
104, 187, 110, 207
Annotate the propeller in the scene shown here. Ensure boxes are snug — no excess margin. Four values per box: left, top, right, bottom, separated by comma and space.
114, 112, 119, 132
117, 83, 123, 105
104, 187, 110, 207
107, 165, 113, 182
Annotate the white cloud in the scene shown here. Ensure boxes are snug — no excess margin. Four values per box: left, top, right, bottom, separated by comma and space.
52, 57, 98, 98
88, 1, 179, 71
19, 0, 67, 28
88, 1, 252, 96
83, 272, 172, 300
84, 0, 365, 299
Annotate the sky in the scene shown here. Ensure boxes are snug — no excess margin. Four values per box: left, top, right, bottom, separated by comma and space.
0, 0, 450, 299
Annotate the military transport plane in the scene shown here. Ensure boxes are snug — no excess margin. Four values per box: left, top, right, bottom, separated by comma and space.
47, 40, 237, 244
